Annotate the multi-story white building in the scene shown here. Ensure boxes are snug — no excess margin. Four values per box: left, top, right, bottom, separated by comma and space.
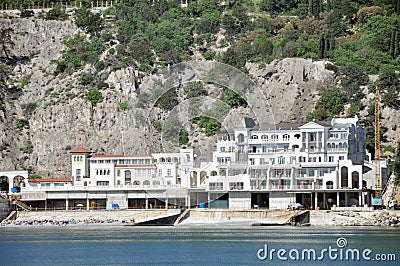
19, 116, 387, 211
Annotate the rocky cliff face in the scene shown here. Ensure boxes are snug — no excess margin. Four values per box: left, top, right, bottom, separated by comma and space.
0, 18, 398, 177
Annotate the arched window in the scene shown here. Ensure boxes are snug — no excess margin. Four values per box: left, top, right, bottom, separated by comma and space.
261, 135, 268, 140
133, 180, 140, 185
153, 180, 160, 186
326, 181, 333, 189
271, 134, 278, 141
251, 135, 258, 139
283, 134, 289, 141
210, 171, 217, 176
143, 180, 150, 186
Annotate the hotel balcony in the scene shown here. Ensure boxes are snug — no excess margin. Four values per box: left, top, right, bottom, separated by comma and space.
22, 183, 185, 192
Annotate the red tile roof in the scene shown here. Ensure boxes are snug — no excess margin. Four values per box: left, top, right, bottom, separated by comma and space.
69, 147, 92, 153
28, 178, 72, 183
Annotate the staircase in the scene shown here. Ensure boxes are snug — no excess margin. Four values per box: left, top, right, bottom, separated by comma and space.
13, 200, 31, 211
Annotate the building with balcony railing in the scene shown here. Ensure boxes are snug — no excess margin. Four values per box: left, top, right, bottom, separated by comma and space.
15, 116, 387, 211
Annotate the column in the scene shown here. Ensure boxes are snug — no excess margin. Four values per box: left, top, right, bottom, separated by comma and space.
306, 132, 309, 149
165, 198, 168, 209
314, 192, 318, 209
66, 199, 69, 210
336, 192, 340, 207
323, 193, 326, 210
86, 198, 90, 210
145, 197, 149, 209
358, 192, 362, 207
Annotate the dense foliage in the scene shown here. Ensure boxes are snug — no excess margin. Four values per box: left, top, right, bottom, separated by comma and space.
45, 0, 400, 142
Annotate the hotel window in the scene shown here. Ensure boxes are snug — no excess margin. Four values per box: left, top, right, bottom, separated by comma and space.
260, 158, 265, 165
238, 134, 245, 143
238, 145, 245, 154
261, 135, 268, 140
283, 134, 290, 141
97, 181, 109, 186
283, 180, 291, 189
76, 169, 82, 177
250, 158, 255, 165
309, 132, 316, 141
158, 169, 163, 176
209, 182, 224, 190
167, 169, 172, 176
220, 146, 226, 152
271, 134, 278, 141
229, 182, 244, 190
117, 170, 121, 177
278, 156, 285, 165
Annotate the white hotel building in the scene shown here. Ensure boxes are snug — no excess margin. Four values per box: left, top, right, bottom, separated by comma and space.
19, 116, 386, 210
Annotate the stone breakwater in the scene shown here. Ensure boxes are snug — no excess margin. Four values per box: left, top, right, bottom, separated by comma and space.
334, 210, 400, 226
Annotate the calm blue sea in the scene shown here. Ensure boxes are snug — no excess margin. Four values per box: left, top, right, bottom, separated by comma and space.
0, 223, 399, 265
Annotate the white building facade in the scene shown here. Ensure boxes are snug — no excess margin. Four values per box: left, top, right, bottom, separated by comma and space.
19, 117, 386, 211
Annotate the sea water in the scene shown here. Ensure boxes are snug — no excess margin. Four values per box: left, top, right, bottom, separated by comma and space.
0, 223, 399, 265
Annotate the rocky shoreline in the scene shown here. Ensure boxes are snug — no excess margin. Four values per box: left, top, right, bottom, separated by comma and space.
333, 210, 400, 227
2, 209, 400, 227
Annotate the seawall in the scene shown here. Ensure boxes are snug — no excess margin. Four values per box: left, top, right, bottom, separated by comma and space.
15, 209, 181, 223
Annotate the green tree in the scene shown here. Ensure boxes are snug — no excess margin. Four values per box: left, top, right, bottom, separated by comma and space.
85, 89, 104, 107
183, 82, 207, 99
340, 64, 368, 102
126, 34, 154, 66
308, 87, 347, 120
44, 4, 69, 20
193, 116, 221, 137
75, 7, 103, 35
224, 89, 248, 108
178, 129, 189, 145
379, 68, 400, 108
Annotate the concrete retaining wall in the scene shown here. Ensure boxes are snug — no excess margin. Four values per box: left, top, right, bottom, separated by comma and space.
16, 209, 181, 223
189, 209, 293, 223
